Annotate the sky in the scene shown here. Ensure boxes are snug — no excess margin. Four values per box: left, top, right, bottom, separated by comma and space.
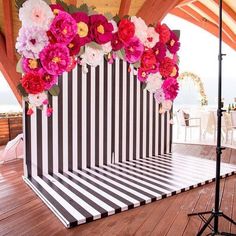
1, 13, 236, 111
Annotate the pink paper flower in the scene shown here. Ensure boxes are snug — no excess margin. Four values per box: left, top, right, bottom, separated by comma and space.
138, 68, 149, 82
153, 42, 166, 61
50, 11, 77, 45
22, 58, 41, 73
162, 77, 179, 100
67, 37, 81, 56
39, 43, 70, 75
144, 27, 159, 49
167, 31, 180, 54
111, 33, 123, 51
72, 12, 91, 46
130, 16, 148, 44
50, 4, 65, 15
46, 107, 53, 117
28, 92, 48, 107
124, 37, 144, 64
154, 88, 165, 103
89, 14, 113, 44
40, 69, 58, 90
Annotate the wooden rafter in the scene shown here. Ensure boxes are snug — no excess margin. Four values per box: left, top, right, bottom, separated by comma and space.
192, 1, 236, 42
170, 7, 236, 51
118, 0, 131, 18
2, 0, 15, 62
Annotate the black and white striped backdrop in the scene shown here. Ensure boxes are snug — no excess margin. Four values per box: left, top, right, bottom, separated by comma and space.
24, 58, 172, 178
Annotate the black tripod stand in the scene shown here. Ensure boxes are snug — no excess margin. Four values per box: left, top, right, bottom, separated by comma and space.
188, 0, 236, 235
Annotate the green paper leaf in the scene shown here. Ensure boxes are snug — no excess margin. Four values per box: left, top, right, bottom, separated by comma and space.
123, 15, 129, 19
42, 0, 51, 5
16, 58, 23, 74
17, 83, 28, 98
68, 4, 79, 14
141, 82, 147, 90
77, 3, 89, 14
116, 48, 125, 61
49, 85, 60, 96
133, 61, 140, 69
104, 12, 113, 20
56, 0, 69, 12
15, 0, 27, 11
87, 41, 102, 50
78, 46, 85, 56
113, 14, 120, 23
88, 5, 98, 16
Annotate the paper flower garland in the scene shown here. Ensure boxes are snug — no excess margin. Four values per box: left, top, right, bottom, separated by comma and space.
16, 0, 181, 116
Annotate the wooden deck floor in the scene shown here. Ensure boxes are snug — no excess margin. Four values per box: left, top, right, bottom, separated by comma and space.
0, 144, 236, 236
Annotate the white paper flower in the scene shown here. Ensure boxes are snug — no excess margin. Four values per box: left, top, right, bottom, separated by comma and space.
146, 72, 163, 93
166, 50, 174, 60
19, 0, 54, 30
109, 19, 118, 33
28, 92, 48, 107
161, 100, 172, 112
81, 45, 104, 67
131, 16, 148, 44
102, 42, 112, 54
144, 27, 159, 48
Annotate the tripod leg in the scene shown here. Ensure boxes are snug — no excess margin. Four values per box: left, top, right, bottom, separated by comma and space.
221, 213, 236, 225
197, 214, 214, 236
188, 210, 212, 217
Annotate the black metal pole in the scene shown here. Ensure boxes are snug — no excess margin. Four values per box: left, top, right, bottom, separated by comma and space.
214, 0, 223, 233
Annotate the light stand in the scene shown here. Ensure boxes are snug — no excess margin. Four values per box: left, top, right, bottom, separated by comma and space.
187, 0, 236, 235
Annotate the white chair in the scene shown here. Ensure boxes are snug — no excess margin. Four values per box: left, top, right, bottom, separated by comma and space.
176, 109, 201, 141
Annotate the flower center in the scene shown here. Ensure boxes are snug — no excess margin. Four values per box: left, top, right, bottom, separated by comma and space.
155, 49, 159, 55
77, 22, 88, 37
30, 39, 36, 45
170, 39, 175, 46
62, 28, 68, 35
170, 67, 177, 77
68, 43, 74, 48
53, 9, 60, 15
141, 72, 146, 77
28, 59, 38, 69
52, 57, 61, 63
147, 37, 153, 42
129, 47, 134, 52
97, 24, 105, 34
45, 75, 51, 81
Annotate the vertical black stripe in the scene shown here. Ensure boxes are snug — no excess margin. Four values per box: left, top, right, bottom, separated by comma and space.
169, 108, 173, 153
158, 105, 162, 155
37, 109, 42, 176
139, 84, 143, 158
95, 66, 100, 166
111, 62, 116, 163
58, 75, 63, 173
25, 103, 31, 177
68, 71, 73, 171
133, 75, 137, 160
87, 66, 91, 168
146, 92, 150, 157
77, 65, 82, 170
164, 111, 167, 154
48, 95, 53, 174
118, 60, 123, 162
103, 59, 108, 165
152, 97, 155, 156
126, 63, 130, 161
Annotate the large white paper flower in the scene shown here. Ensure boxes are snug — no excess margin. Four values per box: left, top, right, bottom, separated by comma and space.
144, 27, 159, 48
19, 0, 54, 30
28, 92, 48, 107
81, 45, 104, 67
131, 16, 148, 44
161, 100, 172, 112
146, 72, 163, 93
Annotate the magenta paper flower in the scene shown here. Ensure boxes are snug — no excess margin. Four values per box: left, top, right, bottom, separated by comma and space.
40, 69, 58, 90
50, 4, 65, 15
50, 11, 77, 45
124, 37, 144, 64
162, 77, 179, 101
89, 14, 113, 44
67, 37, 81, 56
153, 42, 166, 61
137, 68, 149, 82
167, 31, 180, 54
39, 43, 70, 75
22, 58, 41, 73
154, 88, 165, 103
111, 33, 123, 51
72, 12, 91, 47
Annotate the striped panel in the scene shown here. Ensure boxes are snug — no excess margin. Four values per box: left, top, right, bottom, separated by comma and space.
24, 154, 236, 228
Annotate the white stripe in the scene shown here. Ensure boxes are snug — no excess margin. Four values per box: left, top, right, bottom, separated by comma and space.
72, 65, 78, 171
129, 65, 134, 161
114, 58, 120, 163
161, 113, 165, 154
166, 111, 170, 153
122, 61, 127, 162
42, 105, 48, 174
23, 102, 27, 177
99, 60, 104, 166
52, 95, 58, 173
155, 103, 159, 156
57, 173, 115, 214
46, 174, 101, 219
142, 89, 147, 157
149, 93, 153, 157
136, 80, 141, 159
63, 72, 68, 172
31, 107, 37, 177
107, 62, 112, 165
66, 171, 128, 210
90, 66, 96, 167
35, 176, 86, 223
81, 65, 87, 169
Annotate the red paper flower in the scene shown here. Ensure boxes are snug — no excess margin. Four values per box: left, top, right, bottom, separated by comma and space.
89, 14, 113, 44
167, 31, 180, 54
155, 23, 171, 44
141, 49, 157, 72
111, 33, 123, 51
153, 42, 166, 61
118, 19, 135, 43
21, 71, 45, 94
159, 57, 174, 78
170, 64, 179, 78
67, 36, 81, 56
162, 77, 179, 100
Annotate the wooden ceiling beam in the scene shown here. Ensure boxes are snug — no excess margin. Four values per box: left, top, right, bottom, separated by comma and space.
0, 34, 21, 104
2, 0, 15, 62
192, 1, 236, 41
170, 7, 236, 51
118, 0, 131, 18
